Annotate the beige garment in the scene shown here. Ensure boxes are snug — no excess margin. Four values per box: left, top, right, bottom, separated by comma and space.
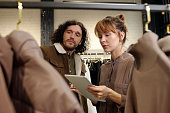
125, 32, 170, 113
0, 67, 16, 113
6, 30, 84, 113
158, 35, 170, 58
0, 36, 16, 113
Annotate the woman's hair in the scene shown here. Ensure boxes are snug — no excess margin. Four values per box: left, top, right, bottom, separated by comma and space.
50, 20, 89, 53
94, 14, 128, 44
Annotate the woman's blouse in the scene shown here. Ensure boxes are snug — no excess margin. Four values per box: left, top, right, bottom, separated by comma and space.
98, 52, 134, 113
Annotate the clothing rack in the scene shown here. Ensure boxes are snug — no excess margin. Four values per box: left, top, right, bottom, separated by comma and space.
81, 52, 110, 56
81, 52, 111, 62
0, 1, 169, 12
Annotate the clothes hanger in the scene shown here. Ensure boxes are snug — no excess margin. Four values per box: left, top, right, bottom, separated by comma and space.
166, 24, 170, 34
16, 0, 23, 30
144, 3, 151, 32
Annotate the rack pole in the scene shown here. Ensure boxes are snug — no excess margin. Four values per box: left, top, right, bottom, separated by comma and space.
0, 1, 170, 12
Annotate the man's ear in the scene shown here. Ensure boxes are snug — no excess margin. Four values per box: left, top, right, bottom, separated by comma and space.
120, 32, 125, 42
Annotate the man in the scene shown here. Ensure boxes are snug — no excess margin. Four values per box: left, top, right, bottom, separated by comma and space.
40, 20, 90, 113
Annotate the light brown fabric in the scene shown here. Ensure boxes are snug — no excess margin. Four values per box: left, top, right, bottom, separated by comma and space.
0, 35, 13, 87
125, 32, 170, 113
0, 36, 16, 113
158, 35, 170, 53
6, 30, 84, 113
98, 52, 134, 113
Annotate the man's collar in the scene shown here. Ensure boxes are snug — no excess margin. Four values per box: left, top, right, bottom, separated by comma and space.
54, 43, 66, 54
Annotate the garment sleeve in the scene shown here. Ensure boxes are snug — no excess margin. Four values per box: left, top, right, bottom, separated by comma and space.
120, 56, 135, 109
120, 94, 126, 107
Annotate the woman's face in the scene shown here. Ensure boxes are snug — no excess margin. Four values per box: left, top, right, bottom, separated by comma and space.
98, 31, 124, 53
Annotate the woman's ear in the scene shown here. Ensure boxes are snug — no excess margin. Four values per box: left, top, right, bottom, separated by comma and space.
120, 32, 125, 42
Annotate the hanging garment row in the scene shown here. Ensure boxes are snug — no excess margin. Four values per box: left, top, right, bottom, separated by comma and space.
82, 54, 110, 86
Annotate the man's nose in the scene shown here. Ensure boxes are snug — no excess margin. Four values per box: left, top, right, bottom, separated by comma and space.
70, 33, 76, 38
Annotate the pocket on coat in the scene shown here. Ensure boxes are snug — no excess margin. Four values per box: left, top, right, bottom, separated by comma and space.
49, 58, 64, 67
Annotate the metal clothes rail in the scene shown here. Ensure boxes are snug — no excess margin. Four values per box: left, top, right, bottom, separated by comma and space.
0, 1, 169, 12
81, 53, 110, 55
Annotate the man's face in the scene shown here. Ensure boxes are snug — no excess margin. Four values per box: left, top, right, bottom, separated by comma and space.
62, 25, 82, 51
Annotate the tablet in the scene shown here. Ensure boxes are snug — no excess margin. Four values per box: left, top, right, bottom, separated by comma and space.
65, 74, 106, 102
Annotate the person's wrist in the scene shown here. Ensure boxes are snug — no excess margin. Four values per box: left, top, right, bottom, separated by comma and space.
107, 88, 113, 99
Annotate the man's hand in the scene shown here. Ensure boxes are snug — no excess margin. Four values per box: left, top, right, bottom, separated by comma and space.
70, 84, 81, 95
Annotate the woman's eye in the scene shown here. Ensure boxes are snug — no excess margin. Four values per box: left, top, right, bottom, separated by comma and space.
98, 36, 102, 39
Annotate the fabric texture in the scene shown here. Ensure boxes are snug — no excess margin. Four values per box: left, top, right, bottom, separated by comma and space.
41, 43, 93, 113
158, 35, 170, 52
0, 35, 16, 113
4, 30, 84, 113
98, 52, 134, 113
125, 32, 170, 113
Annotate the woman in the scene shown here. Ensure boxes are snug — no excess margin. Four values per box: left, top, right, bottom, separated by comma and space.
87, 14, 134, 113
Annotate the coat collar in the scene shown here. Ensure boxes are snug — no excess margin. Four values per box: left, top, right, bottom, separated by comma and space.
54, 43, 66, 54
54, 43, 82, 75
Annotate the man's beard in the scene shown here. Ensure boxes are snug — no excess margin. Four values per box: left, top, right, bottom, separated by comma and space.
63, 45, 76, 51
63, 40, 77, 51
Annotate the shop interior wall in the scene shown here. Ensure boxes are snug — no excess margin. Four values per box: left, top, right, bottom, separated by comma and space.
54, 9, 143, 53
0, 0, 143, 53
0, 0, 41, 45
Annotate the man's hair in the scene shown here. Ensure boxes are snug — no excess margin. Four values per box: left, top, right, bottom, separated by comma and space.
50, 20, 89, 53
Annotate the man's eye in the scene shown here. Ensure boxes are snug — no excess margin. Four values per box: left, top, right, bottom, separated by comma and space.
67, 31, 71, 34
76, 34, 80, 37
105, 34, 110, 37
76, 33, 81, 37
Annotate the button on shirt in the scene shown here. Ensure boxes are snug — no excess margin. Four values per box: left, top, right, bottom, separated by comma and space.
67, 53, 76, 75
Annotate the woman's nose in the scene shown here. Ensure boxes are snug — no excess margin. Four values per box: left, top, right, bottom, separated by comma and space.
100, 36, 106, 42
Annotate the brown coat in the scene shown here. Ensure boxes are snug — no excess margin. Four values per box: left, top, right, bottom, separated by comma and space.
40, 45, 86, 82
0, 35, 16, 113
4, 30, 84, 113
125, 32, 170, 113
40, 44, 88, 113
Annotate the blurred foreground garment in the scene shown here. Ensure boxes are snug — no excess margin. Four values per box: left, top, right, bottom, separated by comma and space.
125, 32, 170, 113
0, 30, 84, 113
0, 35, 16, 113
